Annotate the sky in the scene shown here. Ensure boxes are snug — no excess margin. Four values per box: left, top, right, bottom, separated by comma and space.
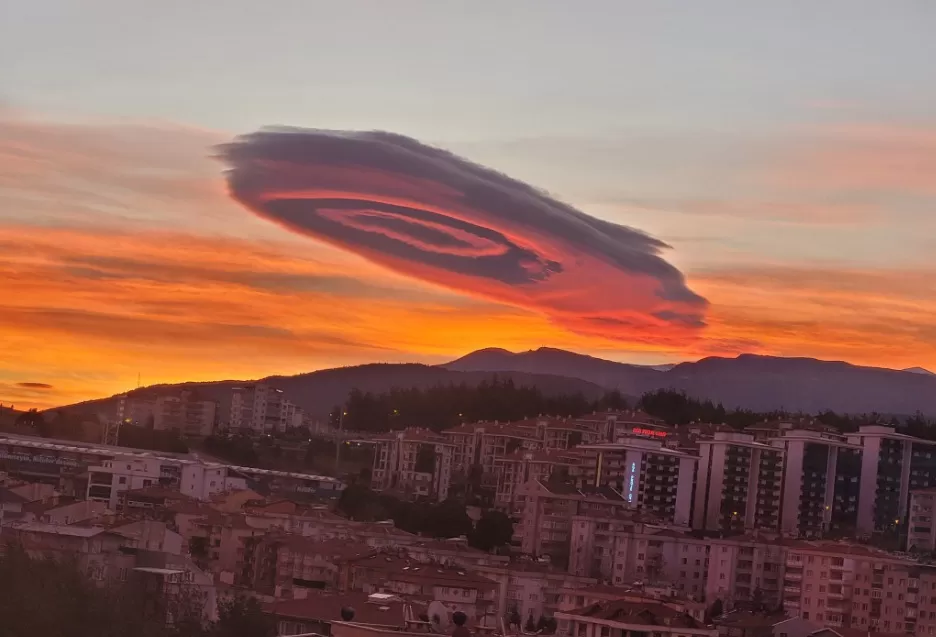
2, 1, 936, 409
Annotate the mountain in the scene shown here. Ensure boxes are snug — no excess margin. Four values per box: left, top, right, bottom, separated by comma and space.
445, 347, 662, 395
904, 367, 935, 376
50, 363, 607, 424
444, 348, 936, 416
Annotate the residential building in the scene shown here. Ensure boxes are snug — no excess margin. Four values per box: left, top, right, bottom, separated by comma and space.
908, 489, 936, 551
779, 539, 936, 634
493, 448, 584, 512
340, 551, 501, 627
515, 479, 632, 567
714, 611, 817, 637
705, 534, 786, 609
694, 432, 784, 533
116, 391, 217, 436
578, 439, 696, 526
265, 591, 415, 637
0, 432, 344, 505
246, 535, 373, 596
366, 429, 454, 502
230, 383, 299, 434
771, 430, 863, 537
555, 599, 718, 637
846, 425, 936, 535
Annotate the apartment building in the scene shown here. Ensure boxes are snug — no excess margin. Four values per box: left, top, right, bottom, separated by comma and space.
341, 551, 501, 627
574, 410, 666, 444
909, 489, 936, 551
246, 534, 373, 596
846, 425, 936, 535
780, 540, 936, 634
367, 429, 454, 502
694, 432, 784, 533
705, 534, 786, 609
475, 562, 597, 625
772, 430, 863, 537
230, 383, 302, 434
493, 448, 584, 512
514, 479, 632, 567
116, 391, 217, 436
578, 439, 696, 526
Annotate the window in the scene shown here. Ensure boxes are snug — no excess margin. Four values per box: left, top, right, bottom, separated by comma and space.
118, 477, 127, 484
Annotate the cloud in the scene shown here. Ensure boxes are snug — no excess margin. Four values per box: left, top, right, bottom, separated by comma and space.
1, 224, 636, 410
767, 123, 936, 198
220, 129, 707, 345
16, 382, 53, 389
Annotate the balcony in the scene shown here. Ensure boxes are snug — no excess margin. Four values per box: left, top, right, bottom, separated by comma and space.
787, 557, 804, 568
783, 599, 800, 608
785, 572, 802, 582
784, 586, 801, 595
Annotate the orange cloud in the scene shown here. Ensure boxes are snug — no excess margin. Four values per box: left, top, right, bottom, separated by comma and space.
0, 224, 637, 409
695, 265, 936, 369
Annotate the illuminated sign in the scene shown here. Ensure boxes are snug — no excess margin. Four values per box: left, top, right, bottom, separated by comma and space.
627, 461, 636, 502
632, 427, 667, 438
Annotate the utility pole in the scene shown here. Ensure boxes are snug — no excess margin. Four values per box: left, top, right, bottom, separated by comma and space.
334, 409, 347, 475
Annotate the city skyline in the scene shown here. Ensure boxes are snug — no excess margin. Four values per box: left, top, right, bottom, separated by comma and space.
4, 1, 936, 409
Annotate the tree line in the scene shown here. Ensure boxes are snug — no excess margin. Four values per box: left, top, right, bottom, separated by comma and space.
337, 484, 514, 550
334, 378, 629, 433
0, 544, 275, 637
638, 389, 936, 438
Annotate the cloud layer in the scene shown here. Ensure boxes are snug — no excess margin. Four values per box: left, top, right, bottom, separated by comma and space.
220, 129, 707, 344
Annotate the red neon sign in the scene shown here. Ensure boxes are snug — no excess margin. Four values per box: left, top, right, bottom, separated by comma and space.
632, 427, 667, 438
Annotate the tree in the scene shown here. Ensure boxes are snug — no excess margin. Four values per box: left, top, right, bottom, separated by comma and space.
211, 595, 275, 637
706, 598, 724, 622
525, 613, 537, 632
470, 510, 514, 551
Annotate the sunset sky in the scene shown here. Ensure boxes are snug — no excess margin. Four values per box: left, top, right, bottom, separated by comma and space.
3, 1, 936, 409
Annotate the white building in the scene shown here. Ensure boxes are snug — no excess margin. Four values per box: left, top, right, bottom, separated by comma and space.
230, 383, 299, 434
694, 432, 784, 533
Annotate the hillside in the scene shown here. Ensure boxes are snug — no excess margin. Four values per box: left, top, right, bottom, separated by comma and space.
445, 347, 661, 395
51, 363, 606, 423
444, 348, 936, 416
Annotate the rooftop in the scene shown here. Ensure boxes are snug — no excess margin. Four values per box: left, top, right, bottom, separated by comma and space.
559, 600, 705, 629
265, 591, 414, 627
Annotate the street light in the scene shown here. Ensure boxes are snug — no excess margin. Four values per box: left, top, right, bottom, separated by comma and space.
335, 410, 348, 473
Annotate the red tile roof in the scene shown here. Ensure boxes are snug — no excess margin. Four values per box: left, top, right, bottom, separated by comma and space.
560, 600, 704, 628
265, 591, 412, 627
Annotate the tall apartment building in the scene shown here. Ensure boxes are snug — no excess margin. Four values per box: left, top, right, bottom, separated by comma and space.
116, 391, 217, 436
230, 384, 301, 434
846, 425, 936, 535
578, 438, 696, 526
772, 429, 863, 537
367, 429, 454, 502
493, 448, 584, 512
694, 432, 784, 533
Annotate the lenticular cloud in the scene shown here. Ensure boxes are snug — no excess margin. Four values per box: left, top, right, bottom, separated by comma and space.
220, 128, 708, 344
